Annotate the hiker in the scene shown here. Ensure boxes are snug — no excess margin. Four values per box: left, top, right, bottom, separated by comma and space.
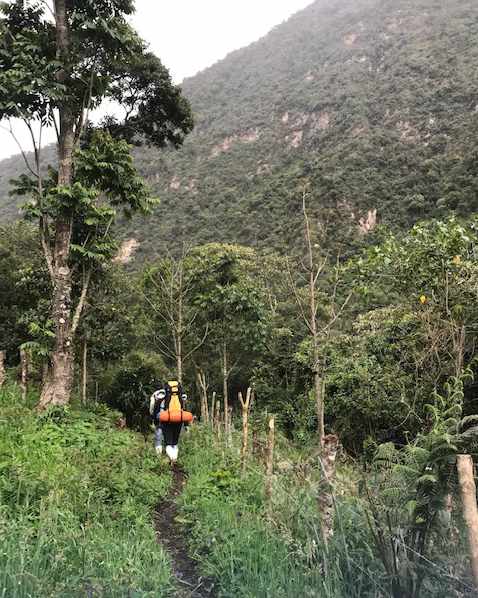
161, 381, 190, 462
151, 381, 193, 463
150, 387, 167, 455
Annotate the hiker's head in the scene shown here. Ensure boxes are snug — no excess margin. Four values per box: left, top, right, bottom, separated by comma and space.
158, 389, 166, 400
182, 393, 188, 402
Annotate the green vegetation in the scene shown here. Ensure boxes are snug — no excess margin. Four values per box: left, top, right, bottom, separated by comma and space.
0, 385, 173, 597
1, 0, 478, 595
177, 423, 472, 598
0, 0, 193, 407
2, 0, 478, 260
4, 215, 478, 448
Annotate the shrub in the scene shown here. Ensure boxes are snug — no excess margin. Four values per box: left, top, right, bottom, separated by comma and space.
0, 385, 174, 597
100, 351, 169, 432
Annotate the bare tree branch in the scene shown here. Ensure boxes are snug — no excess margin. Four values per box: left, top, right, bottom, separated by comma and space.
71, 268, 92, 336
0, 122, 38, 178
184, 324, 209, 361
320, 292, 353, 335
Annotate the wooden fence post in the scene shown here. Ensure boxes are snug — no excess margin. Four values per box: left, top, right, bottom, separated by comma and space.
215, 401, 222, 442
223, 399, 229, 447
265, 417, 275, 507
204, 393, 210, 425
210, 391, 216, 429
20, 347, 29, 401
457, 454, 478, 589
228, 406, 233, 446
0, 350, 5, 389
239, 388, 252, 471
196, 369, 209, 425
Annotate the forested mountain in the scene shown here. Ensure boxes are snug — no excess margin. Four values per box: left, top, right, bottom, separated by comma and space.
1, 0, 478, 261
3, 2, 478, 593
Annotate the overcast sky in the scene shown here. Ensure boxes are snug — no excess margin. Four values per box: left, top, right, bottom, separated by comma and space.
0, 0, 312, 160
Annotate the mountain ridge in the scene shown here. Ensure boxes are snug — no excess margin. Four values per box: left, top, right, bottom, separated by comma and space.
1, 0, 477, 262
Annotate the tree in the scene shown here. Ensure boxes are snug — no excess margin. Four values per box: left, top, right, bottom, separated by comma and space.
141, 248, 208, 383
359, 217, 478, 384
188, 244, 268, 425
327, 217, 478, 452
76, 265, 143, 401
0, 0, 193, 407
288, 193, 351, 444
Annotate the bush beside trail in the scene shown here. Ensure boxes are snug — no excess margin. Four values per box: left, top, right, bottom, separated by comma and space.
0, 384, 174, 598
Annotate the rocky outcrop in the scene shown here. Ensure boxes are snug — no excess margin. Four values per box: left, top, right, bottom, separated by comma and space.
211, 129, 260, 157
113, 238, 140, 265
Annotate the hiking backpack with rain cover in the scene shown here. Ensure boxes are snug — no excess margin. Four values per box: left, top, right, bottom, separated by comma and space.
159, 381, 193, 424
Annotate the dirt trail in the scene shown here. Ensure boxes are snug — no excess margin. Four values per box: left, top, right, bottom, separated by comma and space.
154, 465, 216, 598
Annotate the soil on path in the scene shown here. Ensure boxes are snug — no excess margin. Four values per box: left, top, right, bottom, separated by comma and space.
154, 465, 216, 598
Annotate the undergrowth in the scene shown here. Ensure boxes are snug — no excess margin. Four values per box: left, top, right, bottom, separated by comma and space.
179, 424, 470, 598
0, 384, 173, 597
178, 425, 384, 598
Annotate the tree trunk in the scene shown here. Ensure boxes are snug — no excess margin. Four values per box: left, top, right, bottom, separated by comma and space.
82, 338, 87, 404
265, 417, 275, 508
20, 348, 29, 401
313, 344, 324, 442
39, 0, 76, 409
310, 266, 323, 441
176, 338, 183, 383
42, 361, 49, 385
0, 350, 5, 388
303, 194, 324, 443
318, 434, 339, 545
457, 454, 478, 589
39, 259, 74, 407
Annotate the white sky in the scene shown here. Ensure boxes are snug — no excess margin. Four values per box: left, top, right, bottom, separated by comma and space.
0, 0, 312, 160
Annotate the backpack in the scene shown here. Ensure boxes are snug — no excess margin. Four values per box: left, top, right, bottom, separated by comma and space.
159, 380, 193, 424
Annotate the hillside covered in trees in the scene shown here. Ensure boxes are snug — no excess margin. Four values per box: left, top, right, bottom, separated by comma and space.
1, 0, 478, 261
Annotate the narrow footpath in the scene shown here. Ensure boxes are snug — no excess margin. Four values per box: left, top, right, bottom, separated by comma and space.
154, 465, 216, 598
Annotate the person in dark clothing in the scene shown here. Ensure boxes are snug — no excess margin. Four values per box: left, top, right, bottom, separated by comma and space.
150, 382, 190, 462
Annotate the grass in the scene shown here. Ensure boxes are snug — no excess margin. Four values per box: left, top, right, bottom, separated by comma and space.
1, 383, 470, 597
178, 425, 384, 598
0, 384, 174, 597
178, 424, 472, 598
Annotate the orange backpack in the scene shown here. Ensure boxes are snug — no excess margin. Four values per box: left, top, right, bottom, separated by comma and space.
159, 381, 193, 424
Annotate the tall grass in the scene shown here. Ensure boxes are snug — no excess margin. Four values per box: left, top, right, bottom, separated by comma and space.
177, 426, 379, 598
178, 424, 470, 598
0, 384, 174, 597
